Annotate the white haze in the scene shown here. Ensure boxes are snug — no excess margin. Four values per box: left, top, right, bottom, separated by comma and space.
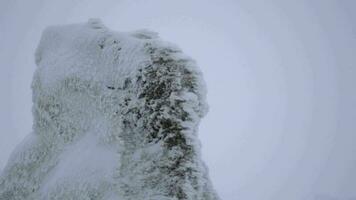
0, 0, 356, 199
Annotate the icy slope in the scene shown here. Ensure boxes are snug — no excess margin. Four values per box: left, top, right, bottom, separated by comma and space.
0, 19, 219, 200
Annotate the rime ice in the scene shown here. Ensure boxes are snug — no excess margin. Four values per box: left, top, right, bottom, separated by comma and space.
0, 19, 219, 200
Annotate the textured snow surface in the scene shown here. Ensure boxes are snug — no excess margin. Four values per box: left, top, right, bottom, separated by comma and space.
0, 19, 219, 200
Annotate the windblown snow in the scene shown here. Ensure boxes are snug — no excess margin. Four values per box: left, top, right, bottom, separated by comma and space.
0, 19, 219, 200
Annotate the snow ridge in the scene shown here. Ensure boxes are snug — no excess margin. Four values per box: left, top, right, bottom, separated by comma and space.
0, 19, 219, 200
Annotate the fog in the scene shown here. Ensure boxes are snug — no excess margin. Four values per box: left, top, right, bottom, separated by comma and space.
1, 0, 356, 199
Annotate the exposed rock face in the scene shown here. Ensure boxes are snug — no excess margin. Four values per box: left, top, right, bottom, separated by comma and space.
0, 19, 219, 200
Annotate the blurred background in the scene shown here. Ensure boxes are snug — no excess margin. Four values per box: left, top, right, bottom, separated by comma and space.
0, 0, 356, 199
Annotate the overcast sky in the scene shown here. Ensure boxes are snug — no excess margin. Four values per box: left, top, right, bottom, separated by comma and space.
1, 0, 356, 199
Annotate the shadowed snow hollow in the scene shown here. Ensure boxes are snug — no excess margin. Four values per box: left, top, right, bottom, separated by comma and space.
0, 19, 219, 200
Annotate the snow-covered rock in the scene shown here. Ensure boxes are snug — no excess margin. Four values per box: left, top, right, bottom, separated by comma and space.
0, 19, 219, 200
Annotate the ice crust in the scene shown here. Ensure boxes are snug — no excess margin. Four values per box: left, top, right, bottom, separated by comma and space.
0, 19, 219, 200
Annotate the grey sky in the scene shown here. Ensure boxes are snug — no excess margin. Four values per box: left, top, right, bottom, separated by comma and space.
1, 0, 356, 199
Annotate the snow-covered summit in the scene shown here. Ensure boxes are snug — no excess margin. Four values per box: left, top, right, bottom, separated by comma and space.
0, 19, 219, 200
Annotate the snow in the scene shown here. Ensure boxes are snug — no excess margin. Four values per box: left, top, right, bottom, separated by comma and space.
40, 132, 119, 197
0, 19, 218, 200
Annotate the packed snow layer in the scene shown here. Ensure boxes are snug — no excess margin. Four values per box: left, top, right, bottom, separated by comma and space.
0, 19, 219, 200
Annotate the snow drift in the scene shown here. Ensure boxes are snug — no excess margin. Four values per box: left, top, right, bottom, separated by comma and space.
0, 19, 219, 200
